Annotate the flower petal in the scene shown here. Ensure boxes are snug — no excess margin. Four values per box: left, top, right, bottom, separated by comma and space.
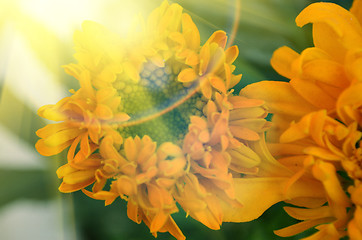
178, 68, 197, 82
296, 2, 362, 60
271, 46, 299, 79
241, 81, 318, 117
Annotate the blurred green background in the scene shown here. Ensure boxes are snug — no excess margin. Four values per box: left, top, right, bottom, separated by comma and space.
0, 0, 353, 239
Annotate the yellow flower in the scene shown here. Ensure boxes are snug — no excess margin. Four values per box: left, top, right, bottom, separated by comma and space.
267, 110, 362, 238
178, 90, 276, 229
232, 2, 362, 239
34, 0, 275, 238
35, 69, 129, 158
178, 31, 241, 99
83, 136, 187, 240
241, 1, 362, 141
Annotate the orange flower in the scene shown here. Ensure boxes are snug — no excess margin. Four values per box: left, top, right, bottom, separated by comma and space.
34, 0, 284, 239
266, 110, 362, 238
180, 93, 241, 229
180, 91, 286, 228
35, 69, 129, 158
83, 135, 187, 240
178, 31, 241, 99
237, 2, 362, 239
241, 1, 362, 141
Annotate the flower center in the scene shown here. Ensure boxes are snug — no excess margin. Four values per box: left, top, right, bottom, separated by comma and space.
114, 61, 206, 144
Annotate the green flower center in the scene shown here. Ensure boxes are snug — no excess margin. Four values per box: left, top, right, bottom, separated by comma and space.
114, 61, 206, 145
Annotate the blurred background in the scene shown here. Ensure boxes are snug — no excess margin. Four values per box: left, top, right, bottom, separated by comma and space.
0, 0, 353, 239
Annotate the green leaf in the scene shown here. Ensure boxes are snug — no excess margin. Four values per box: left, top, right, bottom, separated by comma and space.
0, 169, 53, 208
0, 85, 44, 145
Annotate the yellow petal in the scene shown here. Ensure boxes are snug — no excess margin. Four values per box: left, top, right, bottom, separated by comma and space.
95, 104, 113, 120
36, 122, 70, 138
271, 46, 299, 79
161, 217, 186, 240
304, 147, 341, 161
199, 44, 210, 75
296, 2, 362, 60
228, 144, 261, 170
116, 176, 137, 196
241, 81, 318, 117
200, 80, 212, 99
63, 170, 95, 185
147, 184, 164, 208
229, 96, 264, 108
229, 108, 266, 121
229, 125, 260, 141
178, 68, 197, 82
150, 55, 165, 68
158, 142, 183, 159
99, 136, 128, 166
62, 63, 83, 80
302, 59, 348, 88
229, 118, 268, 133
283, 206, 332, 220
150, 211, 168, 233
209, 76, 226, 93
159, 2, 183, 33
337, 83, 362, 125
158, 157, 186, 177
349, 219, 362, 240
223, 177, 325, 222
96, 87, 116, 103
124, 137, 137, 163
225, 45, 239, 65
58, 179, 94, 193
312, 161, 351, 209
274, 217, 335, 237
290, 78, 336, 110
206, 30, 227, 48
192, 202, 222, 230
38, 102, 68, 121
127, 200, 141, 224
185, 51, 199, 66
351, 0, 362, 26
43, 128, 83, 147
123, 61, 140, 82
182, 13, 200, 51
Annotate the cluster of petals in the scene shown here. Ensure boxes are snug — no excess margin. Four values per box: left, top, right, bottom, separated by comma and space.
82, 135, 187, 240
269, 110, 360, 238
179, 90, 275, 230
242, 0, 362, 141
177, 30, 242, 99
35, 1, 204, 238
34, 1, 275, 239
35, 67, 129, 158
241, 0, 362, 239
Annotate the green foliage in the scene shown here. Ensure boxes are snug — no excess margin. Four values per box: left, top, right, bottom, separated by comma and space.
0, 169, 52, 207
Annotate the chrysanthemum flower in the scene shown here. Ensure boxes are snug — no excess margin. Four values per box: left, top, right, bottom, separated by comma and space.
241, 1, 362, 141
238, 1, 362, 239
268, 110, 361, 238
35, 1, 273, 239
